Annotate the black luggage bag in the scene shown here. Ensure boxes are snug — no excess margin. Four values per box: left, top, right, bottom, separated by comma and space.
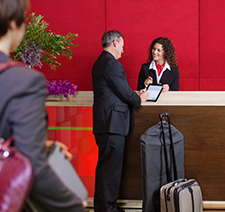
160, 114, 203, 212
140, 113, 184, 212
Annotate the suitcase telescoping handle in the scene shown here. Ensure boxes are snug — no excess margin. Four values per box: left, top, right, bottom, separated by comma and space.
159, 113, 178, 182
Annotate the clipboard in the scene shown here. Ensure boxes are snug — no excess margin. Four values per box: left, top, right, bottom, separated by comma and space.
48, 142, 88, 201
25, 142, 88, 211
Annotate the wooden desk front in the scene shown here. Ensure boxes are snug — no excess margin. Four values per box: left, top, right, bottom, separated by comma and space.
46, 91, 225, 201
120, 91, 225, 201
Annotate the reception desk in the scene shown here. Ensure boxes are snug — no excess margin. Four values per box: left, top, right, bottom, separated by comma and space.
46, 91, 225, 202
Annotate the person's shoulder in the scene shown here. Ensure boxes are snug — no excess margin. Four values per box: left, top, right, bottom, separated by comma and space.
8, 65, 45, 80
171, 66, 179, 72
93, 51, 117, 72
94, 51, 115, 64
104, 59, 124, 76
141, 63, 149, 67
107, 58, 122, 70
98, 50, 115, 61
5, 65, 46, 90
140, 63, 150, 71
142, 62, 149, 65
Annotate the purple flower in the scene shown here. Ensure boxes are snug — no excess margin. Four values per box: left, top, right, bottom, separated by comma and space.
19, 40, 43, 68
47, 80, 78, 98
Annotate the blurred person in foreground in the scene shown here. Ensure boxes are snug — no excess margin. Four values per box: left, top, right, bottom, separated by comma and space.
137, 37, 179, 92
92, 30, 149, 212
0, 0, 86, 211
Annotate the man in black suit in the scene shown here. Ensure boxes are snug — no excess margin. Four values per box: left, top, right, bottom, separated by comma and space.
92, 30, 149, 212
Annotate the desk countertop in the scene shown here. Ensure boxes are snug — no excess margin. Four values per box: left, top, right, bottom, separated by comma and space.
45, 91, 225, 107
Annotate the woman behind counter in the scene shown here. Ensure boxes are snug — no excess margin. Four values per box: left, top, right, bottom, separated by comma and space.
137, 37, 179, 92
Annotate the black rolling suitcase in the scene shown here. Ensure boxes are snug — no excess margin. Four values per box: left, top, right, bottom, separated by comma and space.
140, 113, 184, 212
160, 114, 203, 212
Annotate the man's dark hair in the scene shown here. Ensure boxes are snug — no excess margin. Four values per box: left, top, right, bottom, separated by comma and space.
0, 0, 29, 37
102, 30, 124, 48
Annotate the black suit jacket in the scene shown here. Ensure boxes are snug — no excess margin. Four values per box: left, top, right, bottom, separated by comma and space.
92, 51, 141, 136
0, 52, 83, 212
137, 63, 179, 91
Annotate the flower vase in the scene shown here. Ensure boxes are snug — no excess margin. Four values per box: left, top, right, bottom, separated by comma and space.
46, 94, 69, 101
46, 95, 61, 101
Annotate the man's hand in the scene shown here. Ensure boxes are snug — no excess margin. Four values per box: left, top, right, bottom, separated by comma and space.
138, 89, 149, 103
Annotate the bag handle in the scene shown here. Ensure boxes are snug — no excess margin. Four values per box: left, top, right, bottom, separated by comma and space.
159, 113, 178, 182
0, 137, 16, 159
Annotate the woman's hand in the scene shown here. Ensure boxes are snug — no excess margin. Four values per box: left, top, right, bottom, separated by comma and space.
46, 140, 73, 161
82, 200, 88, 208
144, 76, 153, 87
162, 84, 170, 92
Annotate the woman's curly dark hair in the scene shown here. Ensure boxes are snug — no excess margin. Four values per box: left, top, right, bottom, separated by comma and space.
147, 37, 177, 68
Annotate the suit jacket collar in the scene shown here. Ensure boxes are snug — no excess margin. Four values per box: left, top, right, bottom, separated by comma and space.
102, 50, 116, 59
148, 60, 171, 84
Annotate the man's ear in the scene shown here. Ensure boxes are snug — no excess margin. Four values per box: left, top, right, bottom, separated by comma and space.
112, 40, 118, 47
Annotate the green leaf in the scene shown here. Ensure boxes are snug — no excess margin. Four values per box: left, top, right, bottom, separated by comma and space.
12, 12, 78, 71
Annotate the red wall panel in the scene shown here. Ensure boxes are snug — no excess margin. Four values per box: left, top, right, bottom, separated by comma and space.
29, 0, 225, 91
46, 106, 97, 197
200, 0, 225, 90
29, 0, 105, 91
106, 0, 199, 91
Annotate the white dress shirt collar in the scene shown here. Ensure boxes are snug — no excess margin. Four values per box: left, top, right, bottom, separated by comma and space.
148, 60, 171, 84
103, 50, 116, 59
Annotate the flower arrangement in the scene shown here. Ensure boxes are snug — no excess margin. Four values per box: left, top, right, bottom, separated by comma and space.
12, 13, 78, 70
18, 40, 43, 68
47, 80, 78, 98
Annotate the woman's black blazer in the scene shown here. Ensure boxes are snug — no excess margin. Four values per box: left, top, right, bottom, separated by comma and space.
137, 63, 179, 91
